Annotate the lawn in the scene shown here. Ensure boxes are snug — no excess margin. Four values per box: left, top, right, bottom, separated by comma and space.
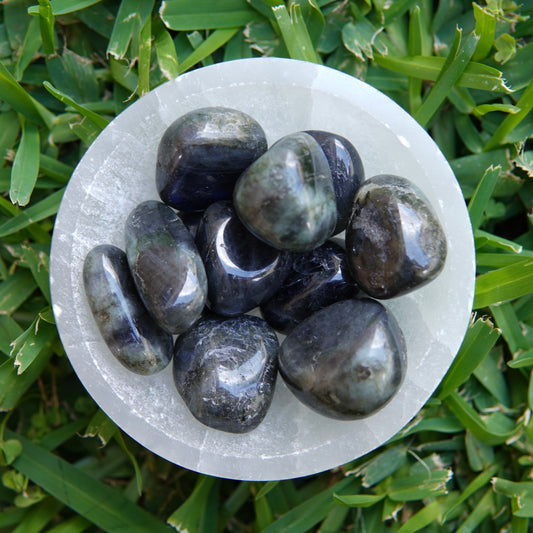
1, 0, 533, 531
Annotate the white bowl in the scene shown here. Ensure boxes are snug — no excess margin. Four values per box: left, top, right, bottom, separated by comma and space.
50, 57, 475, 481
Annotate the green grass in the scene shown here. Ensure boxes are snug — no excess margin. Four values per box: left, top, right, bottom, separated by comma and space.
0, 0, 533, 531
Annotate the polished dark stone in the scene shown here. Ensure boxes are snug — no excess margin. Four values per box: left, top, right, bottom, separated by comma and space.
196, 201, 291, 316
156, 107, 267, 211
260, 240, 359, 334
83, 244, 173, 375
125, 201, 207, 334
178, 210, 204, 240
234, 132, 337, 252
279, 298, 406, 420
346, 175, 447, 299
173, 314, 279, 433
305, 130, 364, 234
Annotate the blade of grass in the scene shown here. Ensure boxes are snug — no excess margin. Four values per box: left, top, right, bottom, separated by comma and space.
160, 0, 263, 30
11, 314, 57, 374
437, 316, 500, 399
508, 349, 533, 369
397, 500, 442, 533
167, 475, 216, 531
0, 187, 65, 238
374, 55, 509, 92
43, 82, 108, 130
407, 6, 423, 114
48, 0, 102, 14
414, 29, 480, 128
273, 3, 321, 63
137, 14, 151, 96
109, 57, 138, 92
475, 229, 523, 253
5, 430, 173, 533
83, 409, 117, 446
0, 316, 23, 357
0, 110, 20, 162
261, 477, 355, 533
10, 118, 40, 206
485, 80, 533, 151
443, 460, 503, 521
178, 28, 240, 74
490, 301, 529, 354
44, 515, 92, 533
4, 0, 31, 50
349, 446, 408, 487
11, 497, 63, 533
0, 62, 54, 127
14, 15, 41, 81
253, 482, 275, 530
153, 18, 179, 80
0, 349, 52, 411
69, 115, 102, 145
76, 3, 114, 38
39, 153, 73, 184
473, 348, 510, 406
107, 0, 155, 60
474, 258, 533, 308
334, 492, 386, 508
0, 270, 37, 315
444, 392, 519, 445
471, 3, 496, 62
468, 165, 501, 230
35, 0, 56, 55
388, 470, 451, 501
46, 49, 99, 103
456, 489, 493, 533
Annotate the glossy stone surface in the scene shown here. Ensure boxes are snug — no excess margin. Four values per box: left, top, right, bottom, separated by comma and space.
156, 107, 267, 211
83, 245, 173, 375
173, 315, 279, 433
178, 210, 204, 239
346, 175, 447, 299
261, 240, 359, 334
234, 132, 337, 252
196, 201, 291, 316
305, 130, 364, 234
280, 298, 406, 420
125, 201, 207, 334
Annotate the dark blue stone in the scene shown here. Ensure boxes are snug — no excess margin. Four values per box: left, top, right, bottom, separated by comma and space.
305, 130, 364, 234
173, 314, 279, 433
156, 107, 267, 211
279, 298, 406, 420
346, 175, 447, 299
178, 210, 204, 240
83, 245, 173, 375
196, 201, 291, 317
260, 240, 359, 334
125, 201, 207, 334
234, 132, 337, 252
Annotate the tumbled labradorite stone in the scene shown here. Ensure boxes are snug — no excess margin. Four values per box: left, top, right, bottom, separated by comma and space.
346, 174, 447, 299
83, 244, 173, 375
125, 201, 207, 334
234, 132, 337, 252
173, 314, 279, 433
305, 130, 364, 235
156, 107, 267, 211
279, 298, 406, 420
260, 240, 359, 334
196, 201, 291, 317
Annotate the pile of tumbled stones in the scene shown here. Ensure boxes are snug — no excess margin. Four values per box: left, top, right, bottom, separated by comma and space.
83, 107, 447, 434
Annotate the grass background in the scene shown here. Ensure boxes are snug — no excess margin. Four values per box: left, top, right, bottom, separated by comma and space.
1, 0, 533, 531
